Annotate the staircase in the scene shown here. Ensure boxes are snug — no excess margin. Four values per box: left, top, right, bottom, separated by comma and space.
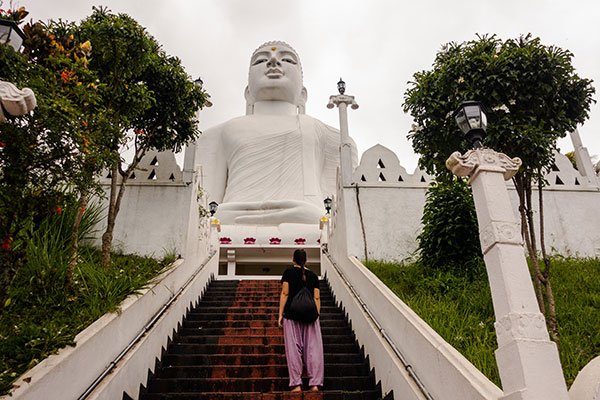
137, 279, 391, 400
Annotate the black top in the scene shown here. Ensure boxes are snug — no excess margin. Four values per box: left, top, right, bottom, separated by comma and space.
281, 266, 319, 320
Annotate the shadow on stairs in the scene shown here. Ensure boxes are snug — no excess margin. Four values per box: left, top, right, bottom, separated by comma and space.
132, 279, 393, 400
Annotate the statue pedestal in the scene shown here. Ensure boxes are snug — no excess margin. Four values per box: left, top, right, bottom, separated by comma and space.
217, 223, 320, 247
215, 224, 321, 278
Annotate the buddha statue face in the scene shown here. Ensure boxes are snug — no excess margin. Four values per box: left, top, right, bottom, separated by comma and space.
246, 42, 307, 109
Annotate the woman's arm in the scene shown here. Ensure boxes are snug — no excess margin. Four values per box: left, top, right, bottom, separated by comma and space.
278, 282, 289, 327
314, 288, 321, 316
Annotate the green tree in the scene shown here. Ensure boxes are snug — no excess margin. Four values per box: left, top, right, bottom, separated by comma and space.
403, 34, 595, 342
418, 178, 482, 275
0, 16, 110, 297
76, 7, 208, 267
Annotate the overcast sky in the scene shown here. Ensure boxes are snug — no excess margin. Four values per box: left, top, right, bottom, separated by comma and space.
27, 0, 600, 171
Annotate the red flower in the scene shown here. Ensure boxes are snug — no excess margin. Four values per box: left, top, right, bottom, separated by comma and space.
55, 206, 63, 215
60, 69, 75, 84
0, 141, 5, 148
1, 237, 12, 251
80, 207, 86, 213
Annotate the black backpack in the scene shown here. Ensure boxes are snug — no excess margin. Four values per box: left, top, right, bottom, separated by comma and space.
288, 272, 319, 323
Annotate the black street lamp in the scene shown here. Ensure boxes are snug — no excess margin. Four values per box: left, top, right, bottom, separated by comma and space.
337, 78, 346, 95
208, 201, 218, 217
0, 20, 25, 52
194, 77, 203, 89
323, 197, 332, 214
453, 101, 487, 149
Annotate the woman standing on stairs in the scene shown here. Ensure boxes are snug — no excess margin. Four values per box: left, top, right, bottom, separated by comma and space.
278, 249, 324, 392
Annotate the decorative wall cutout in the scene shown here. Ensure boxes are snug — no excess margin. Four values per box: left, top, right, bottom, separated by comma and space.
99, 150, 183, 184
544, 151, 590, 188
353, 144, 431, 186
352, 145, 592, 189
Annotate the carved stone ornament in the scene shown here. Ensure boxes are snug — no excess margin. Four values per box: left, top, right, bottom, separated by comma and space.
446, 148, 522, 181
0, 80, 37, 122
327, 94, 359, 110
494, 312, 549, 347
479, 221, 523, 254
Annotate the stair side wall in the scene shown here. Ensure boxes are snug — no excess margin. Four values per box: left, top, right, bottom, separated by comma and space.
3, 254, 219, 400
321, 252, 503, 400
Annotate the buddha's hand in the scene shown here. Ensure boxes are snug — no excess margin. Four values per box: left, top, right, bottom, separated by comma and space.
218, 200, 323, 225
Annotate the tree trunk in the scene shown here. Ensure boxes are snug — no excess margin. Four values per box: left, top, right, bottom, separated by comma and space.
101, 163, 119, 268
67, 194, 88, 289
537, 175, 560, 344
514, 175, 545, 311
513, 172, 560, 346
101, 148, 148, 268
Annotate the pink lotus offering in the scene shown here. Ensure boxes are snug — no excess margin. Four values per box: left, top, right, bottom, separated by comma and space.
219, 237, 232, 244
243, 237, 256, 244
294, 238, 306, 245
269, 237, 282, 245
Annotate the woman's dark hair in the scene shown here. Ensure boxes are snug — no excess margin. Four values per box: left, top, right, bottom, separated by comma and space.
293, 249, 307, 266
293, 249, 307, 281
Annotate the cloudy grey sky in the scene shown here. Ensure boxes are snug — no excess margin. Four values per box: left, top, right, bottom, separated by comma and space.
28, 0, 600, 171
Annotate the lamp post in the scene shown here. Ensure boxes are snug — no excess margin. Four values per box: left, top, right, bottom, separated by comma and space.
183, 76, 212, 185
0, 20, 25, 52
446, 102, 568, 400
194, 76, 212, 108
327, 78, 358, 186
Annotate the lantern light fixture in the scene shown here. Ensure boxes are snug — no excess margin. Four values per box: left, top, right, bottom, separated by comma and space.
323, 197, 333, 214
453, 100, 487, 149
0, 20, 25, 52
337, 78, 346, 95
208, 201, 218, 217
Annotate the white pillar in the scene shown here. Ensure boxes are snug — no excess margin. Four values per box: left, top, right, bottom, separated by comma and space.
569, 129, 598, 186
328, 92, 358, 186
447, 148, 569, 400
226, 249, 236, 276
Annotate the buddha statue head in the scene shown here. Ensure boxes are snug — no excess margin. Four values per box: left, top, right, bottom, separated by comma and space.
245, 41, 307, 115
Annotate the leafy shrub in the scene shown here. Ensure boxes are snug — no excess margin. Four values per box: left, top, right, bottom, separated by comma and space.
8, 202, 102, 306
418, 178, 482, 275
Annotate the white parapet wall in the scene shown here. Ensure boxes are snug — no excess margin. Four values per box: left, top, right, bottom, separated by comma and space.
321, 248, 503, 400
2, 250, 219, 400
339, 144, 600, 261
93, 150, 208, 259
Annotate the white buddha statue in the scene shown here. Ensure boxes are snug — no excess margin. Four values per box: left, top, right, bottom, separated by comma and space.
197, 41, 356, 243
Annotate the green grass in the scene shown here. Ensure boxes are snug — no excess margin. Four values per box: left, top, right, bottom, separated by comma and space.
0, 203, 176, 395
365, 258, 600, 388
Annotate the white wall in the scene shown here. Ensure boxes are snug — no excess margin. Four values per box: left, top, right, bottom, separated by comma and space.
92, 150, 209, 259
336, 144, 600, 261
